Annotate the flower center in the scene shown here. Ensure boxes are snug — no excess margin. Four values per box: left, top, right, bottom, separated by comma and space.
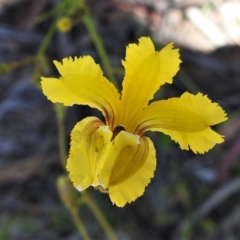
111, 126, 125, 141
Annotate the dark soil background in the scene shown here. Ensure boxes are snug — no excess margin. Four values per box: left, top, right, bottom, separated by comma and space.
0, 0, 240, 239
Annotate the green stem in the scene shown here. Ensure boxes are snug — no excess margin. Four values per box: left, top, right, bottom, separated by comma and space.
70, 207, 91, 240
54, 104, 67, 169
10, 56, 35, 69
80, 1, 117, 86
37, 20, 56, 57
82, 192, 118, 240
57, 176, 91, 240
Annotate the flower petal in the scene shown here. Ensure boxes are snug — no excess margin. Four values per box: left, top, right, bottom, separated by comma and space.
67, 117, 112, 191
135, 92, 227, 154
99, 131, 156, 207
41, 56, 121, 128
121, 37, 181, 132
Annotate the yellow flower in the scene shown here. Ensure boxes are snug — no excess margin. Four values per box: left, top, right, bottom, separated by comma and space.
41, 37, 227, 207
57, 17, 72, 33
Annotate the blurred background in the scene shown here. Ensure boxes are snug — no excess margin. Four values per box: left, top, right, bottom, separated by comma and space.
0, 0, 240, 239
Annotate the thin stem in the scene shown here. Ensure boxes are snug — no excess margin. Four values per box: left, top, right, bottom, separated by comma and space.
54, 104, 67, 169
70, 207, 91, 240
57, 176, 91, 239
37, 20, 56, 57
80, 1, 117, 86
0, 57, 35, 76
10, 56, 35, 69
82, 192, 118, 240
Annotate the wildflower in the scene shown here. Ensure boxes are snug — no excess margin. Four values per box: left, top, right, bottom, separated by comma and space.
41, 37, 227, 207
57, 17, 72, 33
